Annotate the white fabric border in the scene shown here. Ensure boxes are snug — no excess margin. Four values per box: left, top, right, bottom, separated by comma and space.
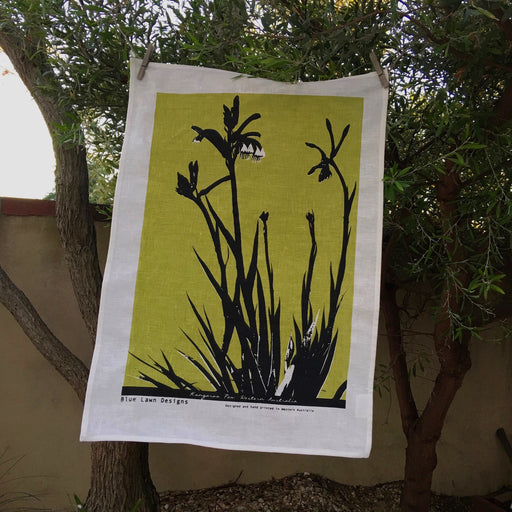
81, 59, 387, 457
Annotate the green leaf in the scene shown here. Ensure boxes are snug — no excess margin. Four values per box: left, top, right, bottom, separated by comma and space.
461, 142, 486, 150
472, 5, 499, 20
490, 284, 505, 295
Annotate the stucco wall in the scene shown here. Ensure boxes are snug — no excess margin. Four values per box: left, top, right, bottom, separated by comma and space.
1, 198, 510, 510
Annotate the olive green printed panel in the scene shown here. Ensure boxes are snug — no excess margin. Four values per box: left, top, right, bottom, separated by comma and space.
123, 93, 363, 408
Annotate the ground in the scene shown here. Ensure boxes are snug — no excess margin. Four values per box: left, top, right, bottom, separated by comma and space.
159, 473, 472, 511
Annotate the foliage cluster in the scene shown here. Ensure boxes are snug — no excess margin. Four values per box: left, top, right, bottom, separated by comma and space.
0, 449, 39, 512
7, 0, 510, 323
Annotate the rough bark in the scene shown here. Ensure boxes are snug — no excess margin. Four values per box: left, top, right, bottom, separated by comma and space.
381, 235, 418, 437
54, 142, 103, 343
0, 8, 158, 512
86, 442, 159, 512
404, 170, 473, 497
381, 168, 473, 512
0, 265, 89, 402
381, 279, 472, 512
400, 327, 471, 512
400, 332, 471, 512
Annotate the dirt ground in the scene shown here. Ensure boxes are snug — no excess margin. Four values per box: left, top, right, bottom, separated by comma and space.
159, 473, 474, 512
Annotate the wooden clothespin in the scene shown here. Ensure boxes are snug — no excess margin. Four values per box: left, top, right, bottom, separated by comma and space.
137, 43, 155, 81
370, 51, 389, 89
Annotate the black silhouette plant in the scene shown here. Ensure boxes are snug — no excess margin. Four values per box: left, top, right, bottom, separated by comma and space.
307, 120, 350, 182
131, 98, 356, 406
133, 96, 280, 399
276, 120, 356, 403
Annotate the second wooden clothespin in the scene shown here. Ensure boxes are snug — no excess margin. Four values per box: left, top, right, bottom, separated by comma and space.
137, 43, 155, 81
370, 51, 389, 89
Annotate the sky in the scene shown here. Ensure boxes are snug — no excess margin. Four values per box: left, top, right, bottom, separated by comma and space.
0, 52, 55, 199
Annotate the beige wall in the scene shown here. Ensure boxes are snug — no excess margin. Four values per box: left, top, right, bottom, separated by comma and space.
1, 204, 511, 510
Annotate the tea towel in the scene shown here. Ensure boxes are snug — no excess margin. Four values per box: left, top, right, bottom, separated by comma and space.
81, 59, 388, 457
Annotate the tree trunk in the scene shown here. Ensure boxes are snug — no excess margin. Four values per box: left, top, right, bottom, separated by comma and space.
400, 336, 471, 512
382, 280, 472, 512
382, 166, 472, 512
54, 142, 103, 343
0, 12, 159, 512
401, 430, 437, 512
86, 442, 159, 512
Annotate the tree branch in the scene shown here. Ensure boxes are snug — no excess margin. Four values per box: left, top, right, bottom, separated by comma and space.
0, 9, 103, 343
416, 163, 472, 440
381, 282, 419, 435
493, 80, 512, 127
381, 232, 419, 435
0, 265, 89, 402
402, 12, 512, 74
